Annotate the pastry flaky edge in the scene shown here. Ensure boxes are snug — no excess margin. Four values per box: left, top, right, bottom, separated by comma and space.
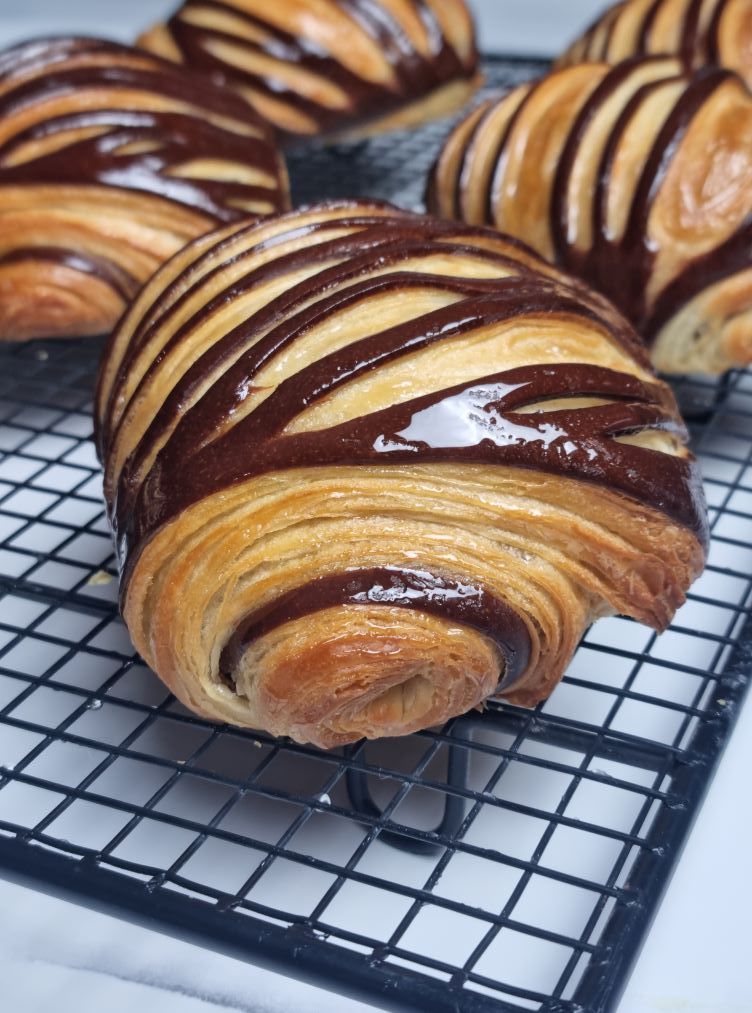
137, 0, 482, 144
0, 36, 290, 343
96, 199, 708, 749
556, 0, 752, 90
427, 56, 752, 376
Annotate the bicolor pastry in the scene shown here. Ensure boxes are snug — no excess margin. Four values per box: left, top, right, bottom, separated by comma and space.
96, 200, 707, 748
0, 37, 289, 342
137, 0, 481, 143
557, 0, 752, 89
428, 58, 752, 375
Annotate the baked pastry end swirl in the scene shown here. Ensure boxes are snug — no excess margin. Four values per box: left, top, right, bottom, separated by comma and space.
0, 37, 289, 342
97, 201, 707, 747
428, 58, 752, 375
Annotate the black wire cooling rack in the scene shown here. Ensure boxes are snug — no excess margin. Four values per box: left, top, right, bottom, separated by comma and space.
0, 58, 751, 1013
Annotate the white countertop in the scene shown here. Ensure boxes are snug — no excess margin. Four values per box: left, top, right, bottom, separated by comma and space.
1, 3, 751, 1012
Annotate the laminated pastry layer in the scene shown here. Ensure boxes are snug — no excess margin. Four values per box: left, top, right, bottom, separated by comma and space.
428, 58, 752, 374
138, 0, 481, 143
0, 36, 289, 341
557, 0, 752, 90
97, 201, 707, 747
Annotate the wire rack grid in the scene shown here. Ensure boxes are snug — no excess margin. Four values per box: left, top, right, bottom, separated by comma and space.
0, 58, 751, 1013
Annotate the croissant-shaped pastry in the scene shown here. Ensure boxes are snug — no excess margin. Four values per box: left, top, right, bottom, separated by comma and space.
96, 200, 707, 748
0, 37, 289, 342
428, 58, 752, 375
557, 0, 752, 89
138, 0, 481, 143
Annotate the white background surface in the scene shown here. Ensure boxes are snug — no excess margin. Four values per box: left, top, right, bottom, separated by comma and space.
0, 2, 751, 1013
0, 0, 605, 54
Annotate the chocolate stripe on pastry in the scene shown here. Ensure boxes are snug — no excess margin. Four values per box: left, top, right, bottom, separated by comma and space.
97, 201, 707, 748
428, 58, 752, 375
0, 245, 138, 301
137, 0, 481, 143
220, 568, 532, 691
0, 36, 289, 342
556, 0, 752, 90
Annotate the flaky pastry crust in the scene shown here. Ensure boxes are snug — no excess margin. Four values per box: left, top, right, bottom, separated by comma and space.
428, 58, 752, 375
137, 0, 481, 143
557, 0, 752, 90
96, 200, 707, 748
0, 37, 289, 342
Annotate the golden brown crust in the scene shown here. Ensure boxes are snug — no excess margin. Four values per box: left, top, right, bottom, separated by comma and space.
0, 37, 289, 343
0, 253, 123, 342
428, 58, 752, 375
137, 0, 481, 143
97, 201, 707, 748
557, 0, 752, 91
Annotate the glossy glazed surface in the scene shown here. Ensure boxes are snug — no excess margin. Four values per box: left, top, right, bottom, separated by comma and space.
138, 0, 480, 141
557, 0, 752, 89
97, 201, 707, 745
0, 36, 289, 340
429, 58, 752, 374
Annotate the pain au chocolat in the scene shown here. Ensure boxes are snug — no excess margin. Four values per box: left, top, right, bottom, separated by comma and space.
137, 0, 481, 143
96, 200, 707, 748
428, 58, 752, 375
0, 37, 289, 342
557, 0, 752, 89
